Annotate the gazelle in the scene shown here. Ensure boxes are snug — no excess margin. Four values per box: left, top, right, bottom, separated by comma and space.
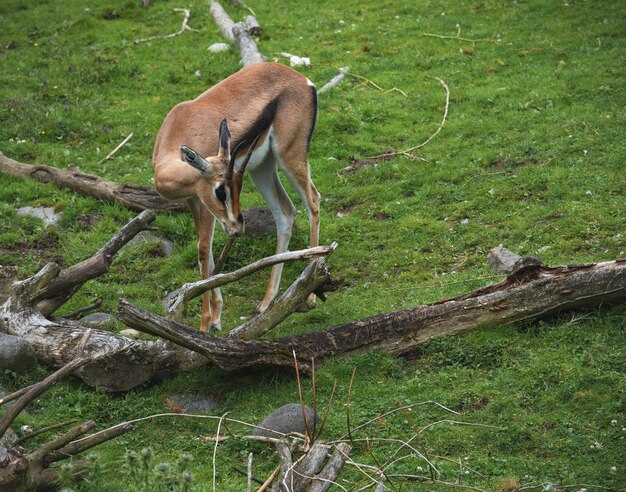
153, 62, 320, 332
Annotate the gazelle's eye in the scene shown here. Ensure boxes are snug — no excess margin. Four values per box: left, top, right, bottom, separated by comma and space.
215, 184, 227, 203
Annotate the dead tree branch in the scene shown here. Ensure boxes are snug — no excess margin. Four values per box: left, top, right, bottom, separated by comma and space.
165, 244, 337, 323
0, 149, 184, 212
122, 253, 626, 370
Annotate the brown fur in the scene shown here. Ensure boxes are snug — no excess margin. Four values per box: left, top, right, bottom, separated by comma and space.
153, 62, 319, 331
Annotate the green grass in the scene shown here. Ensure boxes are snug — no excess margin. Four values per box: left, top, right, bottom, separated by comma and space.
1, 0, 625, 490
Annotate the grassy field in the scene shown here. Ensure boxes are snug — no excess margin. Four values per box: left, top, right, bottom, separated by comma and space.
1, 0, 625, 490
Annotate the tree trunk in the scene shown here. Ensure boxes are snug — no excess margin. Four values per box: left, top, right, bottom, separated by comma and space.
119, 256, 626, 371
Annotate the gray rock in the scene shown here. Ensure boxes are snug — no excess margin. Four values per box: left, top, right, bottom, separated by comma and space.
16, 206, 62, 226
79, 312, 116, 330
253, 403, 316, 438
243, 206, 282, 238
168, 394, 222, 414
0, 334, 37, 372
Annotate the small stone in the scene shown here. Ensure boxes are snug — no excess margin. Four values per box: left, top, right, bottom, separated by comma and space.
208, 42, 229, 53
167, 394, 222, 414
253, 403, 316, 438
17, 206, 62, 226
119, 328, 142, 339
243, 206, 284, 237
127, 231, 175, 257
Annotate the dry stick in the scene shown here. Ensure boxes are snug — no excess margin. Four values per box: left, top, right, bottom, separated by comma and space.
256, 465, 281, 492
97, 132, 133, 164
166, 244, 336, 318
247, 452, 254, 492
422, 23, 501, 46
364, 77, 449, 162
212, 236, 235, 275
13, 419, 79, 446
314, 379, 337, 441
61, 299, 103, 320
134, 8, 197, 44
346, 368, 357, 443
317, 67, 350, 95
293, 350, 313, 443
212, 411, 230, 492
397, 400, 435, 481
338, 401, 459, 442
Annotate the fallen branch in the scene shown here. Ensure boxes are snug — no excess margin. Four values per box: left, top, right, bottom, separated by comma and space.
35, 210, 157, 316
97, 132, 133, 164
165, 244, 337, 323
121, 252, 626, 371
317, 67, 350, 95
0, 149, 184, 212
134, 8, 198, 45
0, 213, 206, 391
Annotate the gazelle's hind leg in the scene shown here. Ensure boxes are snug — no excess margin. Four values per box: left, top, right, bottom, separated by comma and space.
281, 165, 321, 308
188, 198, 223, 331
247, 158, 296, 313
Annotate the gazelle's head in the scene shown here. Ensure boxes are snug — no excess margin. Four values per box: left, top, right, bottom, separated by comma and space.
180, 119, 258, 237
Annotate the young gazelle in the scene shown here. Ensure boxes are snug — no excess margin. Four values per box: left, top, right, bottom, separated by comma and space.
153, 62, 320, 332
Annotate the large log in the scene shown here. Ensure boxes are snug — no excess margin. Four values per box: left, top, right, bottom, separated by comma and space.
0, 150, 184, 213
120, 256, 626, 370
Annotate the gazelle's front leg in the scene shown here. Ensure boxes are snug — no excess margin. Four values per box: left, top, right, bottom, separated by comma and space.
247, 163, 296, 313
188, 198, 223, 331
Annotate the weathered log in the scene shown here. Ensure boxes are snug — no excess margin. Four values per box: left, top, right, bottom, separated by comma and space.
210, 1, 264, 65
232, 22, 265, 64
122, 256, 626, 368
245, 15, 262, 35
0, 150, 184, 212
317, 67, 350, 95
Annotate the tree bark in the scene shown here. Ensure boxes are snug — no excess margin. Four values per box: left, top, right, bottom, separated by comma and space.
0, 212, 206, 392
120, 257, 626, 370
0, 150, 184, 213
210, 1, 264, 65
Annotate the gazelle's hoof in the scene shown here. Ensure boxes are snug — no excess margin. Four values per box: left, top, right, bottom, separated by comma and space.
209, 323, 221, 332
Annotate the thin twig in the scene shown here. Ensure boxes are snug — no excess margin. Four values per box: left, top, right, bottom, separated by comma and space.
314, 379, 337, 441
293, 350, 313, 443
256, 465, 280, 492
98, 132, 133, 164
212, 236, 235, 275
422, 23, 501, 46
134, 8, 197, 44
13, 419, 79, 446
346, 368, 357, 443
338, 400, 459, 441
363, 77, 449, 162
213, 411, 230, 492
61, 299, 103, 320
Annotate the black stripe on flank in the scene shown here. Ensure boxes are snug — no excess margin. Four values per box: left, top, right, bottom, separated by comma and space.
307, 84, 318, 151
230, 97, 279, 161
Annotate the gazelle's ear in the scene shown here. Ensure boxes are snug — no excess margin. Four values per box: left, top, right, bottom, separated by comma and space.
180, 145, 212, 175
217, 119, 231, 160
